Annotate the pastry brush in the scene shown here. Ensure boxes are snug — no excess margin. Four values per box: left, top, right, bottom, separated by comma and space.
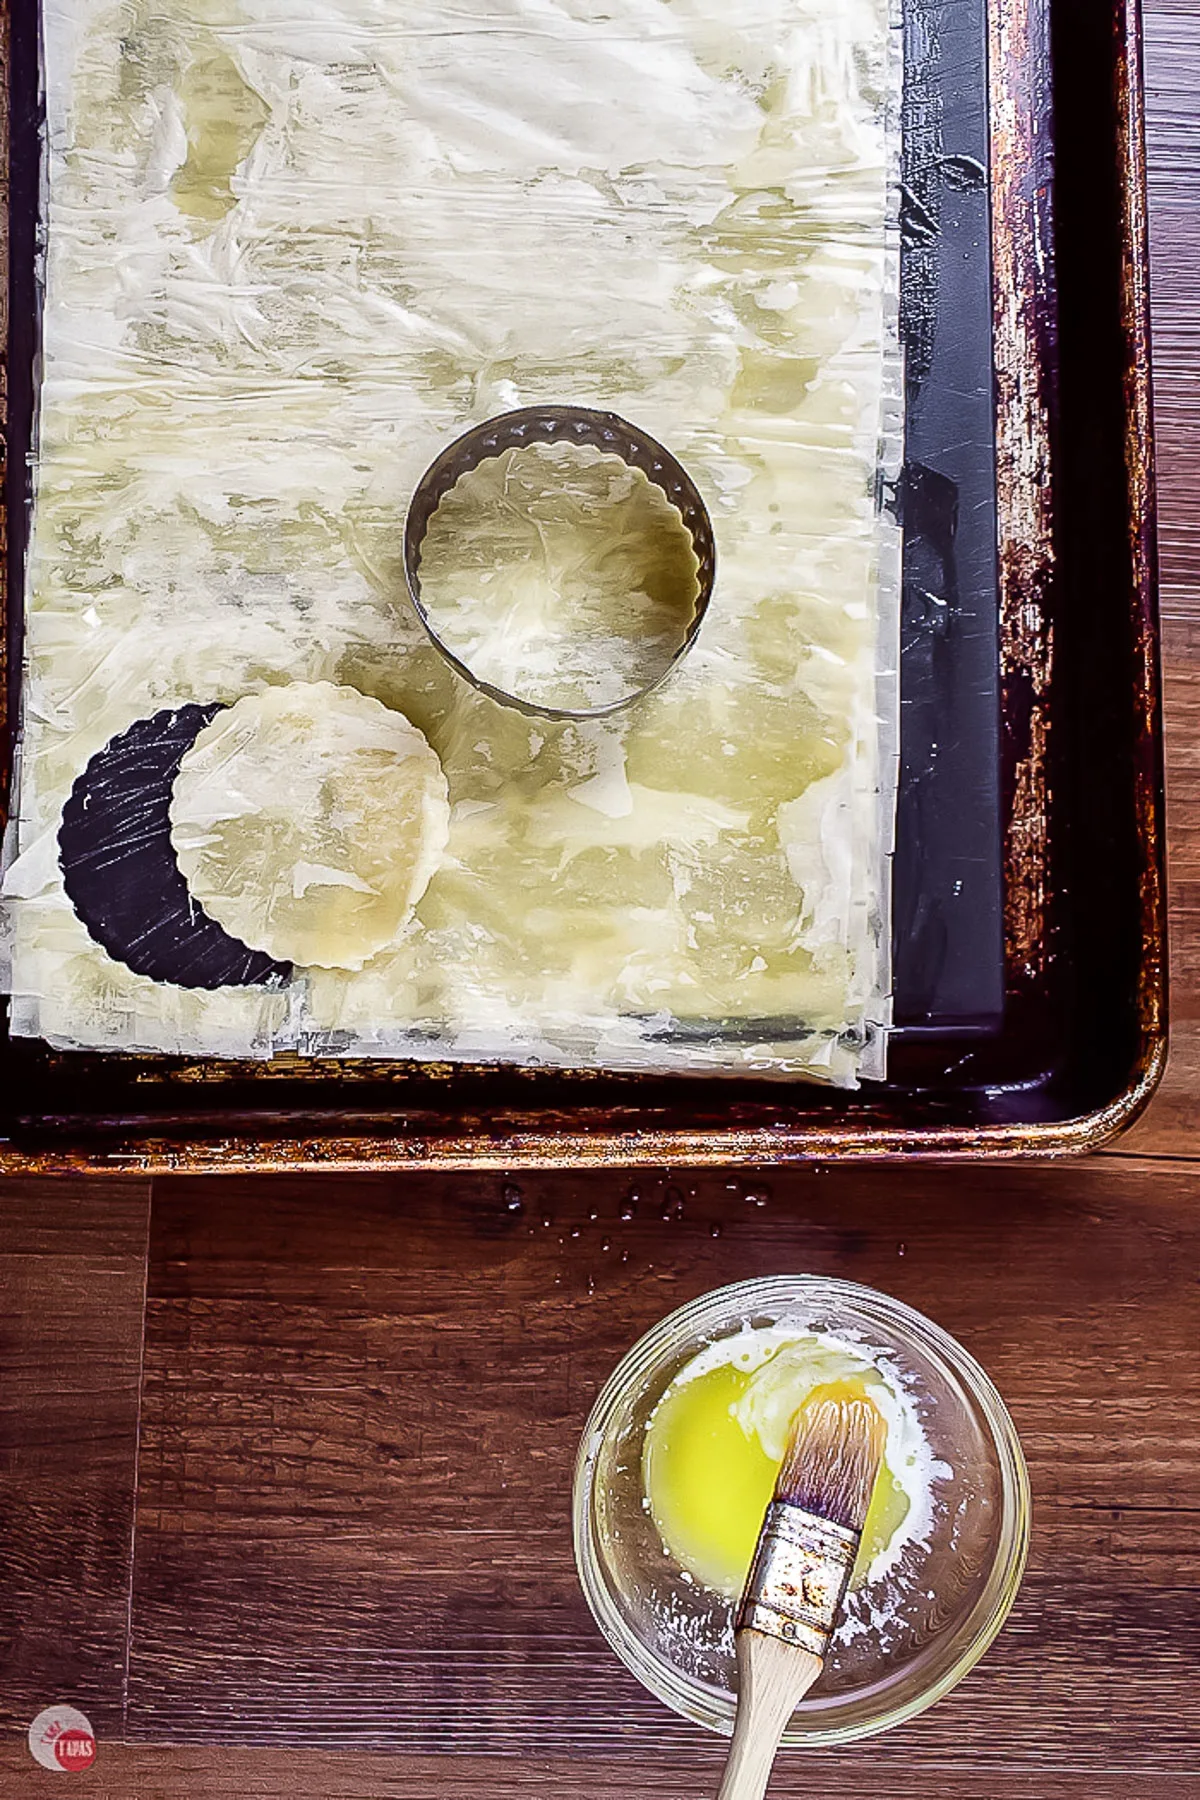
716, 1394, 887, 1800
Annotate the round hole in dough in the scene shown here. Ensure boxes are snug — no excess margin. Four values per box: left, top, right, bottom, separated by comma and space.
169, 682, 450, 971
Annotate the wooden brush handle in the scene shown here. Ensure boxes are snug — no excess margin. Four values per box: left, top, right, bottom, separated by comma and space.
715, 1630, 824, 1800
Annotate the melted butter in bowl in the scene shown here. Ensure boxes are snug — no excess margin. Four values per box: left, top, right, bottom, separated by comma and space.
642, 1328, 937, 1601
574, 1278, 1029, 1746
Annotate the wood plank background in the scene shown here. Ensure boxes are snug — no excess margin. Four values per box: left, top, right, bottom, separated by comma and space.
1, 1, 1198, 1795
125, 1166, 1200, 1778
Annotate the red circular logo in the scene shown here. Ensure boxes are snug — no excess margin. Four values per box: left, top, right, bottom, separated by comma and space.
28, 1707, 97, 1773
54, 1730, 96, 1772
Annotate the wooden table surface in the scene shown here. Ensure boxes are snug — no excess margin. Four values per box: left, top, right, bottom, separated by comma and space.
3, 5, 1199, 1796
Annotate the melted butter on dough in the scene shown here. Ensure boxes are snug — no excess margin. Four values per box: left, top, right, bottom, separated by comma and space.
170, 682, 450, 969
4, 0, 901, 1076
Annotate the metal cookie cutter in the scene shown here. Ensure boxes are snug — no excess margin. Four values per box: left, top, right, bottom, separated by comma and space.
402, 405, 717, 721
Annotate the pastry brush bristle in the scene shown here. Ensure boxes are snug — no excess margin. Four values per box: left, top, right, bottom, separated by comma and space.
774, 1395, 887, 1536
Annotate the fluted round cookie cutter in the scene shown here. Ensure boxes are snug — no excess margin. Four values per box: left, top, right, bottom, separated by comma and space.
58, 704, 291, 990
403, 405, 716, 721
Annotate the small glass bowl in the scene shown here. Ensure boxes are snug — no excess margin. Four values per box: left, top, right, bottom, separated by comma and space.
573, 1276, 1029, 1747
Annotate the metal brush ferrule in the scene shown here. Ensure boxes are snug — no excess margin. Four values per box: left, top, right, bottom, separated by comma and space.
736, 1502, 859, 1659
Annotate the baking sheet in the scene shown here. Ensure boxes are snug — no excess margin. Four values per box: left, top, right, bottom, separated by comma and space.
0, 0, 1166, 1165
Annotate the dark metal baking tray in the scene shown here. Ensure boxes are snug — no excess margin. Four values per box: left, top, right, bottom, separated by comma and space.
0, 0, 1165, 1169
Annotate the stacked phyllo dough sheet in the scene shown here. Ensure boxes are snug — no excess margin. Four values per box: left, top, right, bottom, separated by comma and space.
3, 0, 902, 1083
